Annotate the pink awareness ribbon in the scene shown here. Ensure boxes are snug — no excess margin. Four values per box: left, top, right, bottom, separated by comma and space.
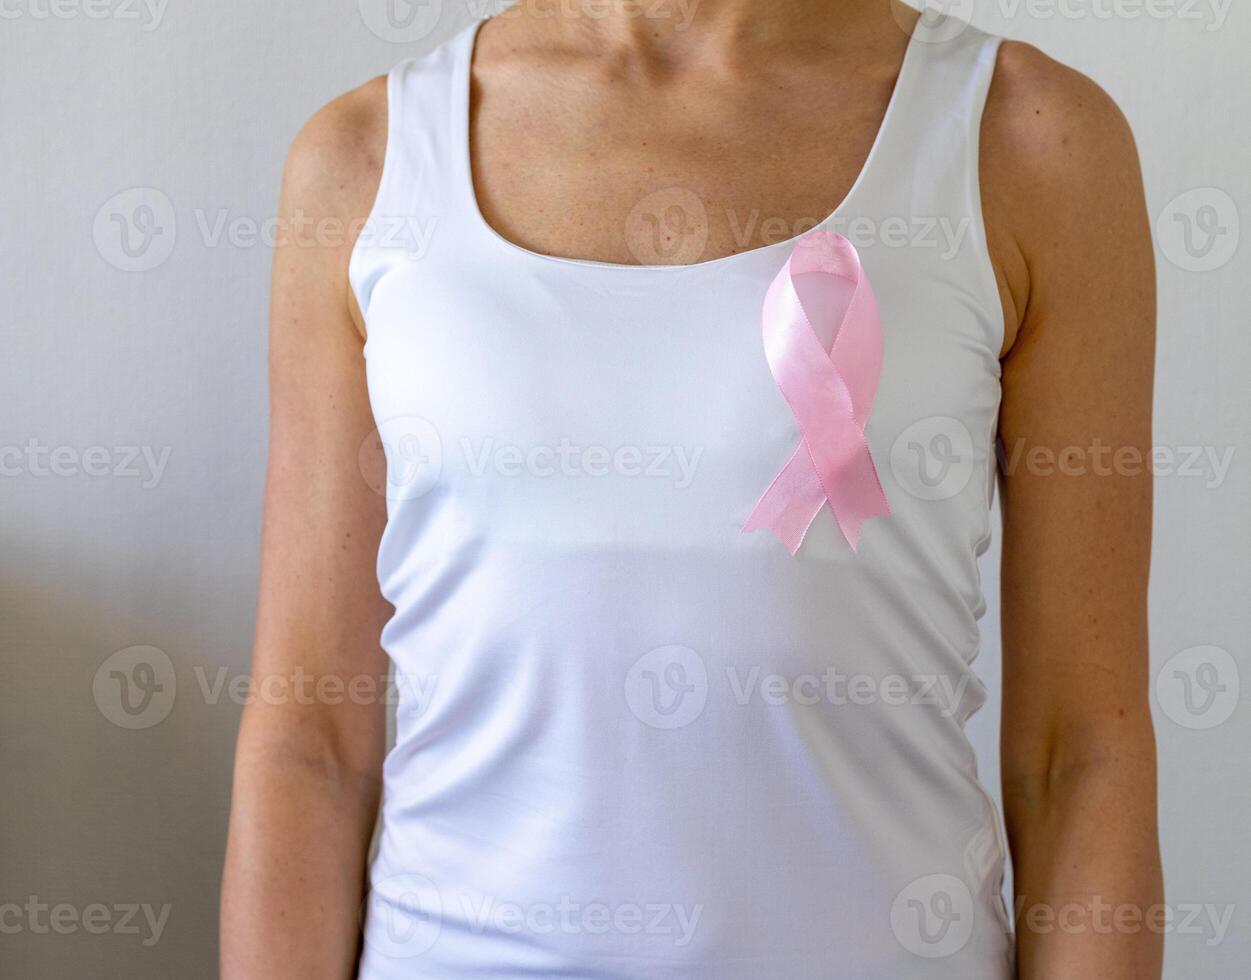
742, 231, 891, 554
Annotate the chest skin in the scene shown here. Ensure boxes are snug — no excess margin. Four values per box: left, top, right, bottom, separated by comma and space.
468, 24, 909, 268
466, 16, 1021, 357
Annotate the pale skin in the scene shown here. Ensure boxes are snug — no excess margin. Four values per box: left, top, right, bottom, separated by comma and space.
221, 0, 1161, 976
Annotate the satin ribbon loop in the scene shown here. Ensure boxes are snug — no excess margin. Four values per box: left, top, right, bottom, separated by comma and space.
742, 232, 891, 554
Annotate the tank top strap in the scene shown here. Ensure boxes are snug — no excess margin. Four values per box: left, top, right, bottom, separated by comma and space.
350, 23, 477, 317
849, 14, 1002, 215
386, 22, 474, 197
842, 14, 1006, 360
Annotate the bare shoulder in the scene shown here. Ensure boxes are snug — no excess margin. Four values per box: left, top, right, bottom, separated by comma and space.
272, 76, 389, 340
281, 75, 389, 228
983, 41, 1141, 195
980, 41, 1149, 348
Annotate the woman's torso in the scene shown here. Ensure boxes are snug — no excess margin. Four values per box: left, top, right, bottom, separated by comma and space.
352, 14, 1013, 978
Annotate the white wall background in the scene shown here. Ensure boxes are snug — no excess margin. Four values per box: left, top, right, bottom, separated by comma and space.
1, 2, 1246, 977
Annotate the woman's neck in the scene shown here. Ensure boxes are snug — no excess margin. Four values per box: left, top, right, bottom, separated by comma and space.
506, 0, 919, 68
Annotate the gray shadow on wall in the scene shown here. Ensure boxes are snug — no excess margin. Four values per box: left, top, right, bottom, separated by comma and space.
1, 551, 251, 980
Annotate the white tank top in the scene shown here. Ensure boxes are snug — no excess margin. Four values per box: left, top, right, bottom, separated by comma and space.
352, 15, 1011, 978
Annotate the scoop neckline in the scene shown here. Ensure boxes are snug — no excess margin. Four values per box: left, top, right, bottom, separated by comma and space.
455, 16, 928, 273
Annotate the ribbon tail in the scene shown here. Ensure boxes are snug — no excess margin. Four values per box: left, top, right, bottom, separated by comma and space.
742, 445, 827, 555
824, 442, 892, 551
744, 440, 890, 554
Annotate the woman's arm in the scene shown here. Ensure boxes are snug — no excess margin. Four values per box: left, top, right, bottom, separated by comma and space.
221, 79, 391, 979
984, 44, 1163, 977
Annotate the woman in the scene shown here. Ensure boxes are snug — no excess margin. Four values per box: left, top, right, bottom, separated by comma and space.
221, 1, 1161, 976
